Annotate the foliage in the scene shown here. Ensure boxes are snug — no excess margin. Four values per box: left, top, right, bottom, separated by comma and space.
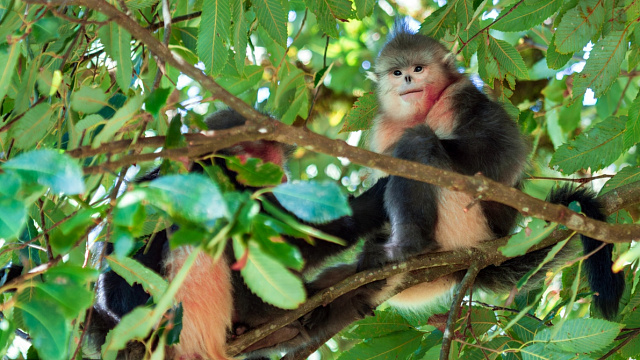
0, 0, 639, 359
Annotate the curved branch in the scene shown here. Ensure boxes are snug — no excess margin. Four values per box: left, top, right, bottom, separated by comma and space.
230, 187, 639, 356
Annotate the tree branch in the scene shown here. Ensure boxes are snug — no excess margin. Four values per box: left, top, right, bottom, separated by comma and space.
25, 0, 640, 245
230, 186, 639, 356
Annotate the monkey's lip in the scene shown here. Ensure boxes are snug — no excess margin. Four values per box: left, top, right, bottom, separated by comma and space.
399, 89, 424, 101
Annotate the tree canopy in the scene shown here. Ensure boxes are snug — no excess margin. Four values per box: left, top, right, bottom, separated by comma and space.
0, 0, 640, 359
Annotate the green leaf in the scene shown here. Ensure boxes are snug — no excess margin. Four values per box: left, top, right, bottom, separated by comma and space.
489, 37, 529, 79
508, 316, 542, 343
354, 0, 375, 19
0, 197, 27, 239
338, 329, 424, 360
253, 0, 287, 45
550, 116, 626, 174
225, 156, 284, 187
305, 0, 350, 38
70, 86, 109, 114
600, 166, 640, 195
624, 90, 640, 148
493, 0, 563, 32
419, 3, 456, 39
16, 299, 70, 360
99, 21, 133, 91
144, 173, 228, 224
555, 0, 605, 53
276, 66, 310, 125
533, 318, 623, 353
477, 36, 500, 86
217, 64, 264, 95
340, 92, 378, 132
344, 310, 413, 339
197, 0, 231, 76
107, 255, 168, 298
4, 149, 85, 195
251, 217, 304, 271
0, 42, 20, 103
102, 307, 156, 360
125, 0, 159, 10
9, 102, 56, 149
272, 181, 352, 224
145, 87, 172, 117
573, 30, 628, 99
231, 0, 249, 73
92, 94, 143, 148
546, 34, 574, 70
31, 16, 62, 44
165, 114, 186, 149
234, 239, 305, 309
36, 265, 96, 317
499, 218, 557, 257
456, 0, 480, 63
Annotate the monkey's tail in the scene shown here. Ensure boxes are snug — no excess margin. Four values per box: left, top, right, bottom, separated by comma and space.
475, 185, 624, 319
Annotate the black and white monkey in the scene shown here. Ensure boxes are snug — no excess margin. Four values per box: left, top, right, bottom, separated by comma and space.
83, 109, 388, 359
270, 25, 626, 353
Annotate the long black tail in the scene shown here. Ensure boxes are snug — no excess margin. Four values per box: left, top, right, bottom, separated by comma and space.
476, 186, 624, 319
547, 185, 624, 319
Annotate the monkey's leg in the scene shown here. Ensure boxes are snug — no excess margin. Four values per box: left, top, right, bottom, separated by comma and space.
382, 124, 451, 262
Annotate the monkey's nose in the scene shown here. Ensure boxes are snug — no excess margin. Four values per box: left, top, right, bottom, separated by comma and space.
404, 76, 411, 83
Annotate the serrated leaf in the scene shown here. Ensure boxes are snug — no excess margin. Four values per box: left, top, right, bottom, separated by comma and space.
477, 37, 500, 86
600, 166, 640, 195
99, 22, 133, 91
15, 299, 70, 360
71, 86, 109, 114
354, 0, 375, 19
253, 0, 287, 45
36, 265, 96, 317
550, 116, 626, 174
0, 42, 20, 103
555, 0, 605, 53
341, 92, 378, 132
624, 90, 640, 148
217, 64, 264, 95
225, 157, 284, 186
456, 0, 480, 53
272, 182, 351, 224
125, 0, 158, 10
533, 318, 623, 353
102, 307, 156, 359
197, 0, 231, 76
324, 0, 353, 20
499, 218, 557, 257
231, 0, 249, 73
274, 66, 309, 125
547, 33, 574, 69
489, 37, 529, 79
92, 94, 143, 148
4, 149, 85, 195
419, 3, 456, 39
573, 30, 628, 99
106, 255, 168, 298
234, 239, 305, 309
338, 329, 424, 360
493, 0, 563, 32
9, 102, 56, 149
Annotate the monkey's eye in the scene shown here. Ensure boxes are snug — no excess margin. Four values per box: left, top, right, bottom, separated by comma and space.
414, 66, 423, 72
393, 70, 402, 76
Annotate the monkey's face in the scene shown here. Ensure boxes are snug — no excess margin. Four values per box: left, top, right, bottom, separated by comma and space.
377, 59, 452, 121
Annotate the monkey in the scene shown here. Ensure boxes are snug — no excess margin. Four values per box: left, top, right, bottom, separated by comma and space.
83, 109, 389, 360
257, 25, 625, 356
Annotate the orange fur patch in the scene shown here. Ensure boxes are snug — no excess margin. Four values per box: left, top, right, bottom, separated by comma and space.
435, 189, 491, 251
166, 247, 234, 360
389, 275, 458, 307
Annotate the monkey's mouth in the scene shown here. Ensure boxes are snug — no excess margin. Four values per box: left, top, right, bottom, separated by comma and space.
399, 89, 424, 102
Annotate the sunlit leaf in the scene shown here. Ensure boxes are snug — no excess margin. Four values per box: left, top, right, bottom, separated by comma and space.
253, 0, 287, 45
0, 42, 20, 103
555, 0, 605, 53
3, 149, 85, 195
499, 218, 557, 257
9, 102, 56, 149
624, 90, 640, 148
493, 0, 563, 32
107, 255, 168, 298
341, 92, 378, 133
71, 86, 109, 114
550, 116, 626, 174
600, 166, 640, 195
99, 21, 133, 91
272, 181, 351, 223
197, 0, 231, 75
573, 30, 628, 99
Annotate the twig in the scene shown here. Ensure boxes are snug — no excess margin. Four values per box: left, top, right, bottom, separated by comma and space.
597, 329, 640, 360
457, 0, 526, 54
152, 0, 172, 89
440, 258, 482, 360
146, 11, 201, 31
37, 199, 54, 260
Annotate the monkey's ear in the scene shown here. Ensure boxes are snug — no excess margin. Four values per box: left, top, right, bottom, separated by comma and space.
365, 71, 379, 83
443, 52, 456, 69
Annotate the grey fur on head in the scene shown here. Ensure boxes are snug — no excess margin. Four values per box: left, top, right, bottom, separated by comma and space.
374, 20, 455, 77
